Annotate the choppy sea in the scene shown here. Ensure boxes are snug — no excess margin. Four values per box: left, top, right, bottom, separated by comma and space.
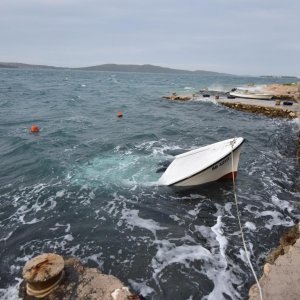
0, 69, 299, 299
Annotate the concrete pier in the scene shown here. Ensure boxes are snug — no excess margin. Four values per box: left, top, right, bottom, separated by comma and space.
218, 98, 300, 119
249, 224, 300, 300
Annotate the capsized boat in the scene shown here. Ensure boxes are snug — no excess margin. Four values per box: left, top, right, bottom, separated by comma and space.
158, 137, 244, 187
229, 88, 273, 100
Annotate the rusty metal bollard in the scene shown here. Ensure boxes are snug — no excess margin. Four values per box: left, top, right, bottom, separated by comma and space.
22, 253, 64, 298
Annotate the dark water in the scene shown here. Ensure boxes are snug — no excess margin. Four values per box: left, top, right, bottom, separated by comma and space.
0, 69, 299, 299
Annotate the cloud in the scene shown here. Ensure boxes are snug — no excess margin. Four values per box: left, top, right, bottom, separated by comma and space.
0, 0, 299, 75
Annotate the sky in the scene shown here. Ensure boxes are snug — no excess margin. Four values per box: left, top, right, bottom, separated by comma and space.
0, 0, 299, 76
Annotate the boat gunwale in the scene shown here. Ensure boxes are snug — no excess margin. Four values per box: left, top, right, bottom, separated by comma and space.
175, 137, 243, 159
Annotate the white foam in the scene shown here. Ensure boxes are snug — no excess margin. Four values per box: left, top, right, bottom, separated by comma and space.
245, 222, 256, 231
194, 218, 241, 300
56, 190, 65, 197
169, 214, 180, 222
128, 279, 155, 297
83, 253, 104, 269
70, 151, 162, 187
0, 231, 13, 242
271, 195, 294, 213
19, 215, 44, 225
211, 216, 227, 261
120, 209, 167, 238
151, 239, 213, 280
0, 278, 22, 300
193, 96, 218, 104
258, 210, 294, 230
187, 203, 202, 217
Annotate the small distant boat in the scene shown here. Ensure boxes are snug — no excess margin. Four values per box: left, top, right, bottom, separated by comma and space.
158, 137, 244, 187
229, 88, 273, 100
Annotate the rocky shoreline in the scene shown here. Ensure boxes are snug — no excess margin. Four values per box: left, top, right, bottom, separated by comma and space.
219, 102, 297, 119
249, 224, 300, 300
163, 83, 300, 300
19, 254, 141, 300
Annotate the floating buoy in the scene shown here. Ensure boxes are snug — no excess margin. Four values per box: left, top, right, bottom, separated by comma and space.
22, 253, 64, 298
30, 125, 40, 133
117, 112, 123, 118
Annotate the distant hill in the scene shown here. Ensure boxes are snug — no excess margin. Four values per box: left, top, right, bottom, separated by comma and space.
0, 62, 61, 69
77, 63, 230, 76
0, 62, 231, 76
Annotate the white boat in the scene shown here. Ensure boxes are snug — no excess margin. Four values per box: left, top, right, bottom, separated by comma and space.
158, 137, 244, 187
229, 88, 273, 100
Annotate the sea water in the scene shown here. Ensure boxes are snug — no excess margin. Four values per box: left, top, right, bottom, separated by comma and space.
0, 69, 299, 299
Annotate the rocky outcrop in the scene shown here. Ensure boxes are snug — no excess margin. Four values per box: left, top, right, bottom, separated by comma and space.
249, 224, 300, 300
162, 93, 193, 101
220, 102, 297, 119
20, 255, 139, 300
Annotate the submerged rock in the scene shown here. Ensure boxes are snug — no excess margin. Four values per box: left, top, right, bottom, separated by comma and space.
20, 255, 138, 300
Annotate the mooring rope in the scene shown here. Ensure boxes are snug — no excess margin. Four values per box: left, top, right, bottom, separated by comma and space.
230, 139, 264, 300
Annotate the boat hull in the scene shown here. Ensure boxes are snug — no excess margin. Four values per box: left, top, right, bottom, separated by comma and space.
169, 146, 242, 187
229, 92, 273, 100
158, 137, 244, 187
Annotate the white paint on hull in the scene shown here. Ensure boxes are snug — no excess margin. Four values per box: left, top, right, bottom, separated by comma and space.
158, 137, 244, 187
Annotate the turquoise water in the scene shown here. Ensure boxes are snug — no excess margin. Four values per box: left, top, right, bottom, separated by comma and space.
0, 69, 299, 299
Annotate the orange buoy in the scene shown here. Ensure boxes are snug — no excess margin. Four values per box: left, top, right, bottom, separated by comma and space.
117, 112, 123, 118
30, 125, 40, 133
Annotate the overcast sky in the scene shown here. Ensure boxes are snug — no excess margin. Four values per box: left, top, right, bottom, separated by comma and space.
0, 0, 299, 76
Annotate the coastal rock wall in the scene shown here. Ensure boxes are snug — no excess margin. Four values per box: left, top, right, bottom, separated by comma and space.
220, 102, 297, 119
249, 224, 300, 300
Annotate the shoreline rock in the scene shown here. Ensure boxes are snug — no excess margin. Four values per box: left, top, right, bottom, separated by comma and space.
219, 102, 297, 119
249, 224, 300, 300
162, 92, 194, 101
19, 255, 140, 300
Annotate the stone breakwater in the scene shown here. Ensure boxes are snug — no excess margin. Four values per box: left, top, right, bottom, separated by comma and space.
161, 94, 193, 101
220, 102, 297, 119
